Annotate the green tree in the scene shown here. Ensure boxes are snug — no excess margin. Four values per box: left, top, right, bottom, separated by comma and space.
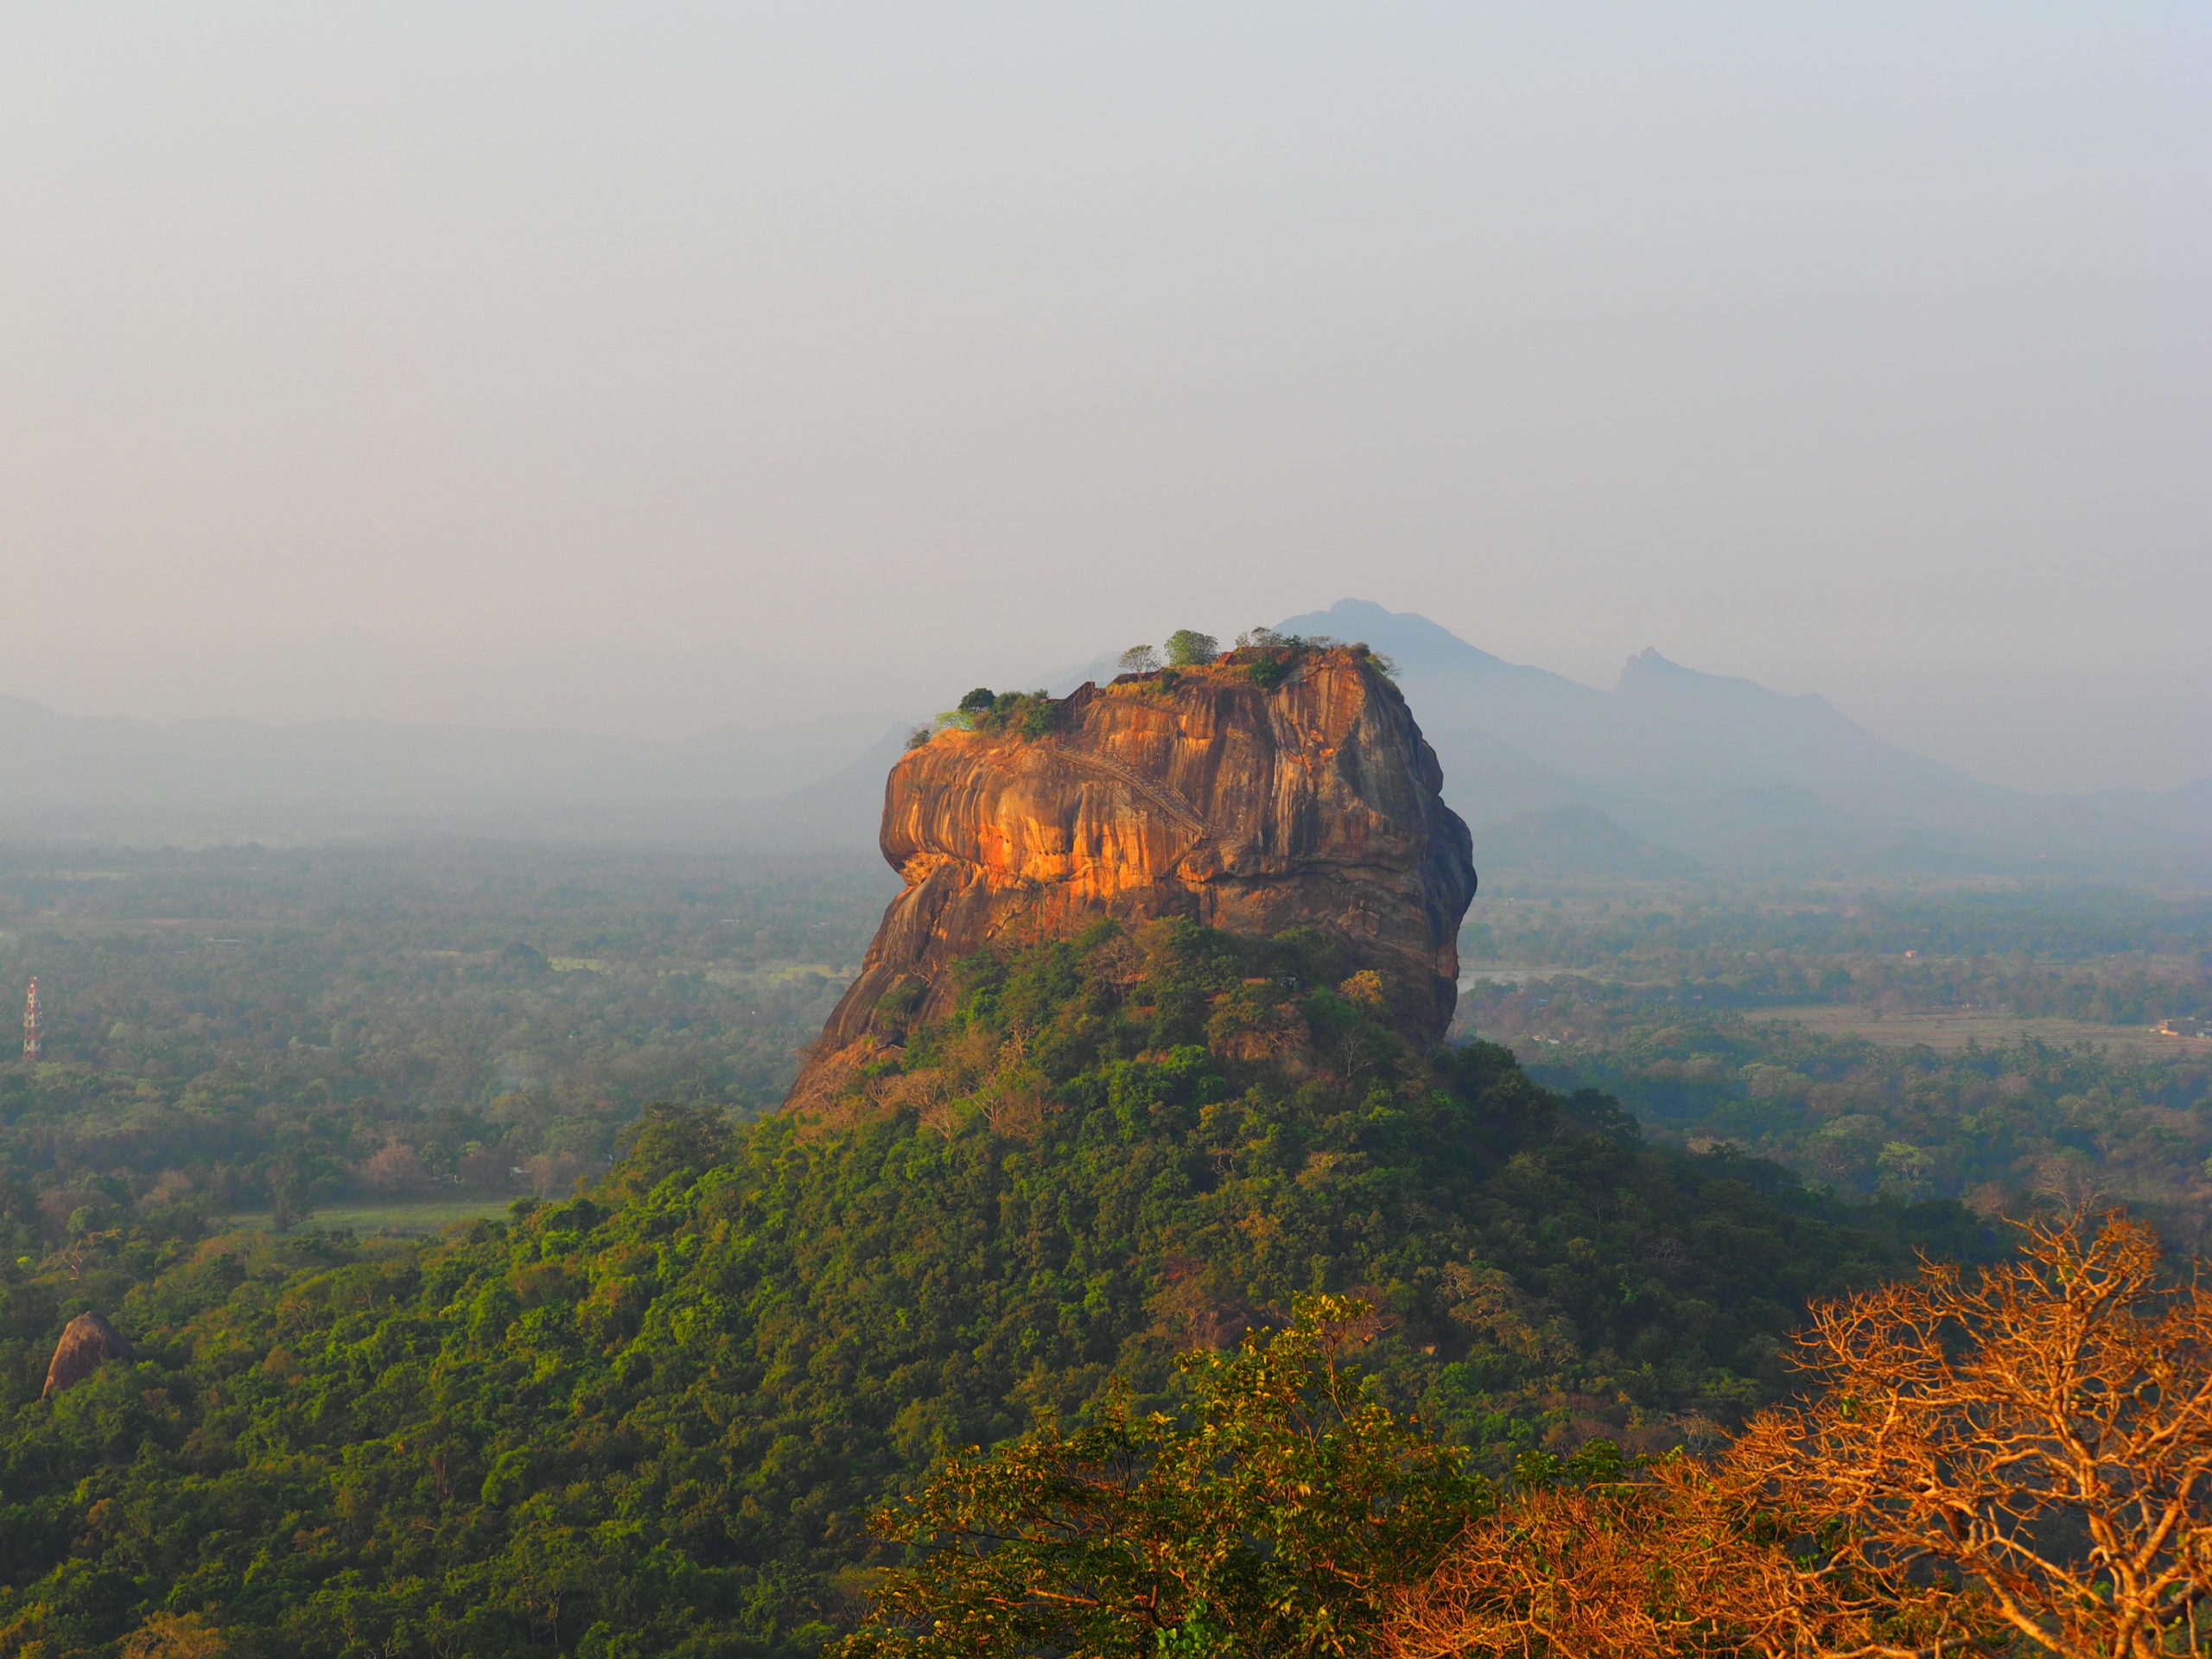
1163, 631, 1218, 668
837, 1296, 1491, 1659
602, 1102, 732, 1199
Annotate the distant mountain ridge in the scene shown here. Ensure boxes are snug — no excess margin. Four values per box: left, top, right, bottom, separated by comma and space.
1274, 598, 1991, 810
1272, 600, 2210, 880
0, 602, 2203, 878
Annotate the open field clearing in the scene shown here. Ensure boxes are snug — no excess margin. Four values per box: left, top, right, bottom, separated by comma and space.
219, 1198, 518, 1236
1459, 963, 1573, 986
1745, 1005, 2212, 1059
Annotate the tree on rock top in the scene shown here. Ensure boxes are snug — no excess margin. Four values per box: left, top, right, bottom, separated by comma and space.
1164, 630, 1219, 666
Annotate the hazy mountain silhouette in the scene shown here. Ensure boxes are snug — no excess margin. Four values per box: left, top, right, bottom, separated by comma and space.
1, 602, 2202, 879
1472, 804, 1700, 879
2087, 776, 2212, 836
1273, 600, 2211, 879
1275, 599, 1989, 813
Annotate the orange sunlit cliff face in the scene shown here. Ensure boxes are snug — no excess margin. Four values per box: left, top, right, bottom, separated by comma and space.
787, 646, 1476, 1111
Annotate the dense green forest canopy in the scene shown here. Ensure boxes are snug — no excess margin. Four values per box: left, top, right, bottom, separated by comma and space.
0, 843, 896, 1235
1464, 977, 2212, 1223
1450, 880, 2212, 1244
1, 846, 2201, 1247
1462, 880, 2212, 1020
0, 907, 1977, 1657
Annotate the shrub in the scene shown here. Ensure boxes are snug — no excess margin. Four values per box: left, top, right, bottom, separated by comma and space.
1352, 643, 1398, 679
935, 689, 1058, 741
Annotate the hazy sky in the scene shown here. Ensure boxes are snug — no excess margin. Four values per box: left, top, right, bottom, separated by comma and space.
3, 3, 2206, 791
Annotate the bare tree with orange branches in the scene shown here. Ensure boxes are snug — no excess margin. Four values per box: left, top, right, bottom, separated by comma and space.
1383, 1451, 1985, 1658
1388, 1211, 2212, 1659
1732, 1210, 2212, 1658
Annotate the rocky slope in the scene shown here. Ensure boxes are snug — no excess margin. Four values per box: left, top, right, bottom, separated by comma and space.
789, 645, 1476, 1109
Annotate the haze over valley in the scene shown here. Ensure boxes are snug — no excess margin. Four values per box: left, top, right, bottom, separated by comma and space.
6, 600, 2205, 884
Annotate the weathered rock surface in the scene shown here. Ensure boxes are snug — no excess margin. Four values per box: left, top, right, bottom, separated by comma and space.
42, 1309, 133, 1398
788, 647, 1475, 1109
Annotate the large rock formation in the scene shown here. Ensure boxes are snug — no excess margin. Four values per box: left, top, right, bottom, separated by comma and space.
42, 1309, 133, 1398
788, 645, 1475, 1109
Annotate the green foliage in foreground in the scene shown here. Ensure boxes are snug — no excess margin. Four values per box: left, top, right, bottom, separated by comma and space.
842, 1296, 1490, 1659
0, 921, 1968, 1657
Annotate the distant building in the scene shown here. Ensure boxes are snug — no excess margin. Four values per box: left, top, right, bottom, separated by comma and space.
22, 978, 41, 1061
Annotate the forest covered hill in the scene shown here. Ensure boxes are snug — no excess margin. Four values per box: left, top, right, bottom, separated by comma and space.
0, 918, 1977, 1657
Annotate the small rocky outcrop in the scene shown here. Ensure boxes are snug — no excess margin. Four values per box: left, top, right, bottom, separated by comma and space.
42, 1309, 133, 1398
788, 645, 1475, 1109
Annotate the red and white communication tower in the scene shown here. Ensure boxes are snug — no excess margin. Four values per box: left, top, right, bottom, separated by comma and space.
22, 978, 41, 1062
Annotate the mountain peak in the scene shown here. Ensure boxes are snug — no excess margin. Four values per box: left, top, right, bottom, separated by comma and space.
1614, 646, 1821, 705
1271, 600, 1519, 677
1313, 598, 1397, 626
1621, 645, 1682, 676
